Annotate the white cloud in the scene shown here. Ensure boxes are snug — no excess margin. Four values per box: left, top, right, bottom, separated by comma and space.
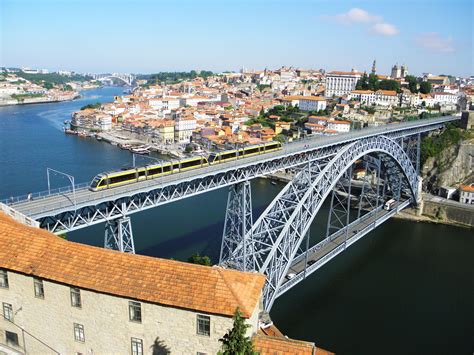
415, 33, 454, 53
371, 23, 399, 36
326, 8, 399, 37
333, 8, 382, 24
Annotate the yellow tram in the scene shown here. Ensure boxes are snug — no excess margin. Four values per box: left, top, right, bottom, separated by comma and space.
89, 141, 282, 191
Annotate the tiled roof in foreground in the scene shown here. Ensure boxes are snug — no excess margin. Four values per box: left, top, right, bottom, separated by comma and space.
0, 212, 265, 318
253, 334, 334, 355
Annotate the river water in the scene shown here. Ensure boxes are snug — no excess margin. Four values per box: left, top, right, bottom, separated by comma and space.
0, 87, 472, 354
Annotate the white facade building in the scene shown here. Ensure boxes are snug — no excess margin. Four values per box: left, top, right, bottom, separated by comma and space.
327, 120, 351, 133
148, 97, 180, 113
282, 95, 327, 111
174, 117, 197, 143
459, 185, 474, 204
325, 70, 362, 97
349, 90, 399, 107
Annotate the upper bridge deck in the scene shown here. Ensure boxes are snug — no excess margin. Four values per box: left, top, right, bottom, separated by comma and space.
6, 116, 459, 220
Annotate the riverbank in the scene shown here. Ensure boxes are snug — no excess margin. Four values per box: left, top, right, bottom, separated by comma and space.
0, 93, 80, 107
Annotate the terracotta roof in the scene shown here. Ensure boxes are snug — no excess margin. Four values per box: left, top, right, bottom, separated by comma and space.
253, 334, 334, 355
282, 95, 326, 102
0, 213, 265, 318
459, 184, 474, 192
327, 70, 361, 76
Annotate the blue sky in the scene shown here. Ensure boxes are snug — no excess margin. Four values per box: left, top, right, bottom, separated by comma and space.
1, 0, 472, 76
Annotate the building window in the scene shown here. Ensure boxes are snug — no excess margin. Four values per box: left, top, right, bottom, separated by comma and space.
128, 301, 142, 323
74, 323, 85, 342
3, 303, 13, 321
131, 337, 143, 355
0, 270, 8, 288
34, 278, 44, 299
5, 331, 19, 346
196, 314, 210, 336
70, 288, 82, 308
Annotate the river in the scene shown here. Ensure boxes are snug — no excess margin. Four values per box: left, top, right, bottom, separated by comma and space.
0, 87, 472, 354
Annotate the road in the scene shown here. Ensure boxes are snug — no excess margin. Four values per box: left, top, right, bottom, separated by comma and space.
279, 199, 410, 294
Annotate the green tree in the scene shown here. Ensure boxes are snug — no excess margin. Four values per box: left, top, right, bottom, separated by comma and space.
187, 253, 211, 266
185, 144, 194, 153
273, 134, 286, 144
419, 81, 432, 94
378, 79, 400, 92
405, 75, 418, 93
43, 82, 54, 90
356, 73, 368, 90
219, 308, 255, 355
368, 73, 379, 91
80, 102, 102, 110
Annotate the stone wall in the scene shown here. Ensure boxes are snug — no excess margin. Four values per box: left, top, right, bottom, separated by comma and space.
0, 271, 261, 354
422, 198, 474, 227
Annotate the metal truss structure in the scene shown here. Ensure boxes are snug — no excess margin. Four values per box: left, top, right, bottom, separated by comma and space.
219, 181, 254, 271
104, 216, 135, 253
221, 135, 418, 310
5, 117, 453, 256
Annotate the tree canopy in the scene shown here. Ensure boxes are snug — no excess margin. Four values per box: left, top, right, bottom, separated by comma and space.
404, 75, 418, 93
187, 253, 212, 266
419, 81, 432, 94
219, 308, 256, 355
356, 73, 401, 92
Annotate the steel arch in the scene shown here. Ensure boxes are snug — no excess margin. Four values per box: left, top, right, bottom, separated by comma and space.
245, 135, 418, 310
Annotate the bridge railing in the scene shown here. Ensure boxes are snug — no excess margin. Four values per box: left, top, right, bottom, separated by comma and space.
0, 182, 90, 205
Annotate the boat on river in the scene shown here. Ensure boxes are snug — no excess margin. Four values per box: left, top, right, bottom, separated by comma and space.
130, 146, 150, 154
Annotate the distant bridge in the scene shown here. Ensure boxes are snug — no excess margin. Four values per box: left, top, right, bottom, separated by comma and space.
93, 73, 135, 86
2, 116, 460, 311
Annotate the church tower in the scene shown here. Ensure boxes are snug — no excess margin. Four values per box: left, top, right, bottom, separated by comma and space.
371, 59, 377, 75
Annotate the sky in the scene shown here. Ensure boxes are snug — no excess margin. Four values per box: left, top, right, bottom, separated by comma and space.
1, 0, 473, 76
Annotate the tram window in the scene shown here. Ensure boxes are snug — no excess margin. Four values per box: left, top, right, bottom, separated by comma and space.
209, 154, 217, 163
162, 165, 171, 173
98, 179, 108, 187
172, 163, 180, 170
245, 147, 259, 155
181, 159, 201, 169
109, 172, 136, 185
148, 167, 161, 175
138, 170, 147, 177
221, 152, 237, 160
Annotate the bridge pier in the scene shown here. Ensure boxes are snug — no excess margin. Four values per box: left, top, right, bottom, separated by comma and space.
219, 181, 254, 271
104, 216, 135, 253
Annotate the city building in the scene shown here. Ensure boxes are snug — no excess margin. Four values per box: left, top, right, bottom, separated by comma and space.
174, 117, 197, 143
390, 64, 408, 79
459, 184, 474, 204
325, 70, 362, 97
326, 119, 351, 133
349, 90, 399, 107
281, 95, 327, 111
0, 213, 265, 354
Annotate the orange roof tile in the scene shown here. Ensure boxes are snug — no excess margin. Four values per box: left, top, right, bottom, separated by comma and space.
0, 213, 265, 318
253, 334, 334, 355
460, 184, 474, 192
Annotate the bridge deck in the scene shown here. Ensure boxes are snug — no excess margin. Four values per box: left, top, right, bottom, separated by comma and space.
277, 199, 410, 297
7, 117, 456, 219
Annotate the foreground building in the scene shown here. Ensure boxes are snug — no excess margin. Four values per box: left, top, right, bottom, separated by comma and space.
0, 213, 264, 354
0, 212, 333, 354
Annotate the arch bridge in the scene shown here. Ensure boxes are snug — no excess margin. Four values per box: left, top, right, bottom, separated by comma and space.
2, 117, 459, 310
93, 73, 135, 86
